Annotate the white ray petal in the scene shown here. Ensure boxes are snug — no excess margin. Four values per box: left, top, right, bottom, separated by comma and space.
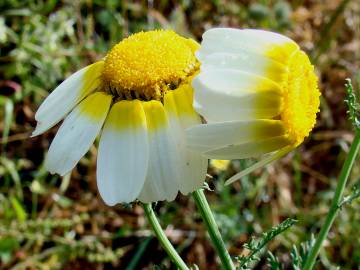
137, 101, 181, 203
225, 145, 294, 185
192, 76, 282, 122
200, 52, 287, 82
198, 28, 298, 64
97, 100, 148, 206
197, 68, 282, 95
203, 28, 296, 46
164, 85, 208, 194
203, 135, 292, 160
186, 120, 286, 152
45, 91, 112, 176
32, 61, 104, 136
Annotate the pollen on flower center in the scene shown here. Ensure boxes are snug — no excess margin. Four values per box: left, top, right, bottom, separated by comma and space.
101, 30, 199, 101
280, 50, 320, 145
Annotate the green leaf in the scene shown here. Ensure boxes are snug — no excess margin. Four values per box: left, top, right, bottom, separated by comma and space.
248, 3, 270, 21
267, 251, 283, 270
237, 218, 297, 269
344, 78, 360, 130
340, 180, 360, 207
0, 157, 23, 199
290, 234, 316, 269
0, 96, 14, 151
10, 196, 27, 222
0, 236, 19, 264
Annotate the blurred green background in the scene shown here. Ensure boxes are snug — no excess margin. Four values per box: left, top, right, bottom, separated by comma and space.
1, 0, 360, 269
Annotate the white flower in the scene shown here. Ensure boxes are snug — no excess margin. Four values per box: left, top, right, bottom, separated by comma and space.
187, 28, 320, 184
33, 30, 207, 205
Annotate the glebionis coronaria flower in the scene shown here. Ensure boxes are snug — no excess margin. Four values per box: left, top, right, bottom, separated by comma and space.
186, 28, 320, 185
33, 30, 207, 205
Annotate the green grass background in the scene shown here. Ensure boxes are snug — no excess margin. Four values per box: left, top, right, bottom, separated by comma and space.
0, 0, 360, 269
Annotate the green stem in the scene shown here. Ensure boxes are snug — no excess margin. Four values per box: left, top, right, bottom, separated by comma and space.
142, 203, 189, 270
192, 189, 235, 270
303, 130, 360, 270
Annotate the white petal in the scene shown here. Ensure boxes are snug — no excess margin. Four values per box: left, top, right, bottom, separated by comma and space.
137, 101, 181, 203
200, 52, 286, 82
197, 68, 282, 95
192, 76, 282, 122
203, 135, 291, 159
32, 61, 104, 136
45, 92, 112, 176
164, 85, 208, 194
186, 120, 286, 152
198, 28, 298, 64
202, 28, 296, 46
97, 100, 149, 206
225, 145, 294, 185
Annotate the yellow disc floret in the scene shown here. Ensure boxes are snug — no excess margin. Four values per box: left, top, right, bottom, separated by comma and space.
280, 50, 320, 145
101, 30, 199, 101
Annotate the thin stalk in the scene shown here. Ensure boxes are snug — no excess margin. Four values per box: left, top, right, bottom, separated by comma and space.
303, 130, 360, 270
192, 189, 235, 270
142, 203, 189, 270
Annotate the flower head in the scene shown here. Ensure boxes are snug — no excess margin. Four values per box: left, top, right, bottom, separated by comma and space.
102, 30, 199, 100
33, 30, 207, 205
210, 159, 231, 172
186, 28, 320, 184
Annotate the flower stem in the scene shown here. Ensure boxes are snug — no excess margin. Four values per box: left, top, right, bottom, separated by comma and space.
192, 189, 235, 270
303, 130, 360, 270
142, 203, 189, 270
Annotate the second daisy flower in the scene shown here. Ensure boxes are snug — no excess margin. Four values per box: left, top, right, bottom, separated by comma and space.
187, 28, 321, 184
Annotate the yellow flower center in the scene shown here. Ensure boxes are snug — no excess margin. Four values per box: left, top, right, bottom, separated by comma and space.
101, 30, 199, 101
280, 50, 320, 145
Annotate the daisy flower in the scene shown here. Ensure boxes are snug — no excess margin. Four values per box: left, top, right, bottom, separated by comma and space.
210, 159, 231, 172
186, 28, 321, 185
33, 30, 207, 205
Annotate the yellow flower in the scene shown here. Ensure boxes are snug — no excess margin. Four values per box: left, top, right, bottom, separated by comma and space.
33, 30, 207, 205
186, 28, 320, 184
210, 159, 231, 171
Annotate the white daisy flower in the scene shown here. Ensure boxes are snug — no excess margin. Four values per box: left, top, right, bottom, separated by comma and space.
33, 30, 207, 205
186, 28, 321, 184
